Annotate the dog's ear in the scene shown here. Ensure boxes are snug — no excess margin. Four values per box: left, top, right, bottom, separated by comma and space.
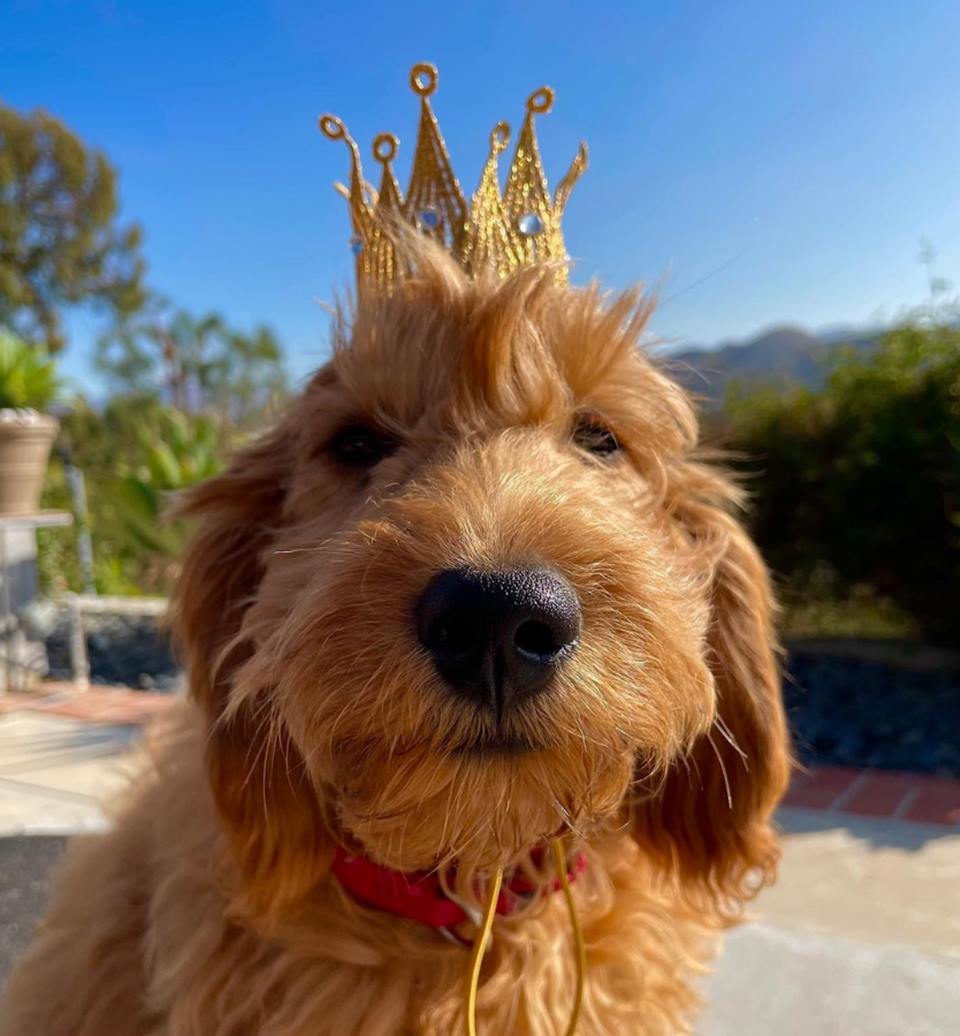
174, 423, 331, 919
631, 490, 791, 915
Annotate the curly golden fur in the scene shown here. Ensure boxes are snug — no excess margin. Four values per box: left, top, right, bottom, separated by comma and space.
1, 238, 791, 1035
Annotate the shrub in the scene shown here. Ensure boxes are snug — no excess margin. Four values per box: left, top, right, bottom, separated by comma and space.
38, 400, 230, 595
723, 305, 960, 644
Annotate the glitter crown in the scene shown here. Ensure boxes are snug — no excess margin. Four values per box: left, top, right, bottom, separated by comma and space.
319, 62, 588, 297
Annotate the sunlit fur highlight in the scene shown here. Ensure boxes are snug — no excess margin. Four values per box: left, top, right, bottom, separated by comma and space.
1, 236, 791, 1036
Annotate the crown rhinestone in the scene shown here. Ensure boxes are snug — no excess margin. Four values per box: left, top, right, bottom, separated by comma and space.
319, 63, 587, 298
419, 207, 441, 230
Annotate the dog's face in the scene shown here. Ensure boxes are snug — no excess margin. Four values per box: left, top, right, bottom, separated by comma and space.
176, 243, 789, 917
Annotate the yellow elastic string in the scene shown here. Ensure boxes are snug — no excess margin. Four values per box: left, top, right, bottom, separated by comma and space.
465, 865, 503, 1036
552, 837, 586, 1036
465, 842, 585, 1036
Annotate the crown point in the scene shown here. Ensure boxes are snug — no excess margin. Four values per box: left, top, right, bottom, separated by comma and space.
526, 87, 555, 115
373, 133, 399, 165
490, 121, 510, 155
410, 62, 438, 98
318, 114, 346, 141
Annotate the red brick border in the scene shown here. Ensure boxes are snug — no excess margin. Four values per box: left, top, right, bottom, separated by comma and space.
785, 766, 960, 826
0, 684, 176, 726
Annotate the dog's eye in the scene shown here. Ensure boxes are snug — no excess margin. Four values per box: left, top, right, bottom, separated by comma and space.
572, 415, 621, 458
329, 425, 397, 468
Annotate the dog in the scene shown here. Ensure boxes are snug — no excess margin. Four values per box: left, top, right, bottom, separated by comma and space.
1, 236, 790, 1035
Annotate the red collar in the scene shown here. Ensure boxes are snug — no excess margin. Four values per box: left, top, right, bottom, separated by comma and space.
332, 845, 586, 929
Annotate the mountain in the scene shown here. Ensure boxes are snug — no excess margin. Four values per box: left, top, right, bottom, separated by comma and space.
660, 324, 879, 407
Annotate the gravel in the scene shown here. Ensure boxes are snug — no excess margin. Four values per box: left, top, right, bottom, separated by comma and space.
785, 652, 960, 776
45, 613, 182, 692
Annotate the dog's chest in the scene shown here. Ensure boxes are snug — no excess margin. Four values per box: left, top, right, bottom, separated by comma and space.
157, 858, 712, 1036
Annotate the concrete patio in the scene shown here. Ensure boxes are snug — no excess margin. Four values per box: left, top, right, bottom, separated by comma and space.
701, 807, 960, 1035
1, 691, 958, 1034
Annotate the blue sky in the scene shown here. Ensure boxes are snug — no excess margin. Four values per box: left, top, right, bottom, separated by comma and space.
4, 0, 960, 389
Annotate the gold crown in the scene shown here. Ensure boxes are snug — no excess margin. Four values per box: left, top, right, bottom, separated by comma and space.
319, 62, 588, 297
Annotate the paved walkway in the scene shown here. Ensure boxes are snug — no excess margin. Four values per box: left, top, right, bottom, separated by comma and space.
0, 690, 153, 836
1, 686, 959, 1033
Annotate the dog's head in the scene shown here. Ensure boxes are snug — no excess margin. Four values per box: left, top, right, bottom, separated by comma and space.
175, 239, 790, 920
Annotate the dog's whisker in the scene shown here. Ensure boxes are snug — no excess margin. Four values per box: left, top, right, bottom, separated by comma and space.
706, 729, 734, 810
714, 713, 749, 768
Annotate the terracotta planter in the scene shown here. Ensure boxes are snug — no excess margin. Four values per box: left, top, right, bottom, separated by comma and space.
0, 409, 59, 515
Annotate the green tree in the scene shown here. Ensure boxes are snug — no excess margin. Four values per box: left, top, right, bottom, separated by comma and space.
96, 301, 287, 424
0, 104, 145, 352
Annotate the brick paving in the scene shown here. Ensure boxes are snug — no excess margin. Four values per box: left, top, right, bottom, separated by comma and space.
784, 765, 960, 826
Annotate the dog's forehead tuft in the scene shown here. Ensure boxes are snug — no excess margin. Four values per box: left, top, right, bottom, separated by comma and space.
313, 266, 686, 440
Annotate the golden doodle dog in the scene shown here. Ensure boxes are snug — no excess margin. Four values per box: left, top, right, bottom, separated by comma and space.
1, 66, 790, 1036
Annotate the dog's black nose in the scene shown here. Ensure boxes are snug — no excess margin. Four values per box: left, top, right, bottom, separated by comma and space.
416, 567, 581, 717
